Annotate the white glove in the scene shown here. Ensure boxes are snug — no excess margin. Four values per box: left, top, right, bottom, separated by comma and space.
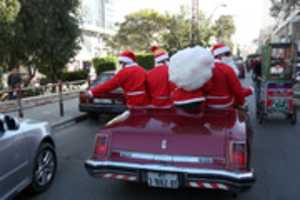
249, 86, 254, 94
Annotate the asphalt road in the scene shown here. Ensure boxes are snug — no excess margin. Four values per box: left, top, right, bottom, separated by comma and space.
16, 80, 300, 200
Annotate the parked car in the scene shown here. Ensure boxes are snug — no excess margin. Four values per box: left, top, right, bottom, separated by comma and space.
85, 108, 255, 195
0, 115, 56, 200
79, 71, 126, 116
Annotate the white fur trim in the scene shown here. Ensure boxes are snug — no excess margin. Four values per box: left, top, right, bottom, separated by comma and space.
155, 54, 169, 64
124, 63, 137, 68
149, 105, 173, 109
169, 46, 214, 91
88, 90, 94, 97
213, 46, 230, 56
207, 95, 230, 99
127, 91, 145, 96
119, 56, 134, 64
207, 99, 234, 109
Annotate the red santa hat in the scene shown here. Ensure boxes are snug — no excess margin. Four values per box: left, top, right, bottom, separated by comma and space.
211, 43, 231, 57
118, 50, 136, 64
150, 46, 169, 64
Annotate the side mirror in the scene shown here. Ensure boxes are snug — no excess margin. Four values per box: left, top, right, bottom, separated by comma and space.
4, 115, 19, 130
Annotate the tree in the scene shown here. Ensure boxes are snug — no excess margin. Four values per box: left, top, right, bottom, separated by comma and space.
161, 8, 191, 53
270, 0, 300, 19
104, 9, 169, 51
270, 0, 283, 18
0, 0, 81, 83
0, 0, 20, 23
102, 8, 235, 54
104, 7, 216, 54
213, 15, 236, 48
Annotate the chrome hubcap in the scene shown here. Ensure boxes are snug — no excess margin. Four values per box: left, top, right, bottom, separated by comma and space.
35, 149, 55, 186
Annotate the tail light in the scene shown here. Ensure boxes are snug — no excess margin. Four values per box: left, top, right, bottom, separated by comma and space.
93, 135, 109, 158
79, 92, 91, 104
229, 141, 247, 168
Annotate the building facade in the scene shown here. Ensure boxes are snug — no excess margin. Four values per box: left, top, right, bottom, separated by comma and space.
271, 0, 300, 45
68, 0, 117, 72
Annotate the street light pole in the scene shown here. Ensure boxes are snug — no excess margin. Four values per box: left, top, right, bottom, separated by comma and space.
190, 0, 199, 46
208, 3, 227, 23
190, 1, 227, 46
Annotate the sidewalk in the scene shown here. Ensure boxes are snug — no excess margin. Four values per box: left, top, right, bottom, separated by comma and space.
7, 98, 86, 127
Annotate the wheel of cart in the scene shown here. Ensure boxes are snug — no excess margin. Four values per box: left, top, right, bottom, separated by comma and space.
289, 106, 297, 125
256, 80, 268, 124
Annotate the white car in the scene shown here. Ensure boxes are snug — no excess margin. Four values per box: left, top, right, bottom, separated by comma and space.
0, 115, 57, 200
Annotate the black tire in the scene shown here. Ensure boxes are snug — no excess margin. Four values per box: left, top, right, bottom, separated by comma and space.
290, 108, 297, 125
88, 112, 98, 120
29, 143, 57, 194
258, 113, 264, 124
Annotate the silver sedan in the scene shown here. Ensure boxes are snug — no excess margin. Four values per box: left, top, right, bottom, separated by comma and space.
0, 115, 57, 200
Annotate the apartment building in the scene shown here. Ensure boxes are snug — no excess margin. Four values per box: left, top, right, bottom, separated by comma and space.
69, 0, 117, 71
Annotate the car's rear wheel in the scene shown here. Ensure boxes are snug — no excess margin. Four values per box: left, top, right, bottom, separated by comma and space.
88, 112, 99, 120
29, 143, 57, 194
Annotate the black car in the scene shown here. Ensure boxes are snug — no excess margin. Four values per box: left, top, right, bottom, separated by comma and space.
79, 71, 126, 115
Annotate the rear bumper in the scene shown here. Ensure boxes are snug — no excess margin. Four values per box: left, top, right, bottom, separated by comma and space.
79, 103, 127, 114
85, 160, 255, 191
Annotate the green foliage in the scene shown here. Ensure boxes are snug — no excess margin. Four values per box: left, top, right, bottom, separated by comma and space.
103, 6, 234, 53
270, 0, 300, 18
103, 9, 169, 51
0, 0, 81, 82
0, 0, 20, 23
162, 7, 192, 53
61, 70, 89, 82
22, 87, 44, 98
213, 15, 236, 48
93, 56, 117, 75
136, 53, 154, 70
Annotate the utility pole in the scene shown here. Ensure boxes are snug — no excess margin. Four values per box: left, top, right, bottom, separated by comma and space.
190, 0, 199, 46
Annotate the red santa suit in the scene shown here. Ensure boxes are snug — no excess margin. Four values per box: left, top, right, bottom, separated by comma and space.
206, 62, 252, 109
147, 48, 173, 108
171, 81, 212, 108
89, 51, 149, 108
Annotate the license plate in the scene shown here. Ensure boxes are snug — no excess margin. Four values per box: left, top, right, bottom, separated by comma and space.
93, 99, 112, 104
147, 172, 179, 189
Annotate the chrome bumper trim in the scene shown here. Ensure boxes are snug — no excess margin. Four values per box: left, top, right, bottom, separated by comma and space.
85, 160, 255, 180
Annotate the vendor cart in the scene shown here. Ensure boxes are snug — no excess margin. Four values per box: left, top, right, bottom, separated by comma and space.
256, 42, 297, 124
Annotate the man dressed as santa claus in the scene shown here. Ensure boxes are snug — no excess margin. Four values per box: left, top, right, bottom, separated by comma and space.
169, 46, 214, 110
147, 46, 173, 109
208, 44, 253, 108
211, 43, 240, 76
87, 50, 149, 109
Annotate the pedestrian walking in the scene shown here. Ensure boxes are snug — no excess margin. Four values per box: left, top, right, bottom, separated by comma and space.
7, 67, 22, 100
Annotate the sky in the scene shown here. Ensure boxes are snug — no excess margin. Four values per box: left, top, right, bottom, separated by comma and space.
115, 0, 273, 47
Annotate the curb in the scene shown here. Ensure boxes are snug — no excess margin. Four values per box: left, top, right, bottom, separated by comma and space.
51, 113, 88, 130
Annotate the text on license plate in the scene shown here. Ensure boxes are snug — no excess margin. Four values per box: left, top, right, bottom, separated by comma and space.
147, 172, 179, 189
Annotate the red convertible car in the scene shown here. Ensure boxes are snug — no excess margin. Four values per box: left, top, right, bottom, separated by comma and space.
85, 108, 255, 194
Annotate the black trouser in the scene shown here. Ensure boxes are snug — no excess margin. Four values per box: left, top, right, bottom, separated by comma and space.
175, 102, 203, 112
